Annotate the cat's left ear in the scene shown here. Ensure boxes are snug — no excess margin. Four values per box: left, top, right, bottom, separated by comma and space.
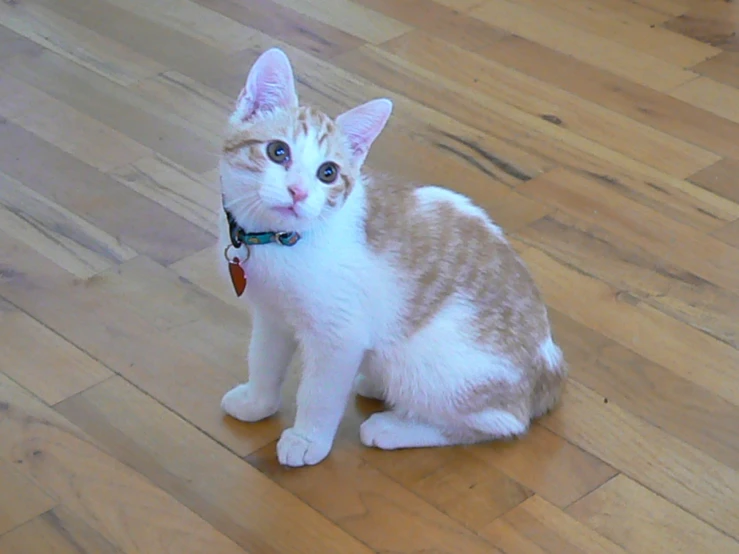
336, 98, 393, 166
232, 48, 298, 123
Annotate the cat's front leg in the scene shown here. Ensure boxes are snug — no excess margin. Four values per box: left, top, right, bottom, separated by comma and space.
221, 309, 296, 422
277, 338, 365, 467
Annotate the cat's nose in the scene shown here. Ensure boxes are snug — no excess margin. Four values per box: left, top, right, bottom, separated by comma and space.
288, 185, 308, 203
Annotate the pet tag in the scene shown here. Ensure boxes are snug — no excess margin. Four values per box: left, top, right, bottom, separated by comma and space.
224, 245, 248, 297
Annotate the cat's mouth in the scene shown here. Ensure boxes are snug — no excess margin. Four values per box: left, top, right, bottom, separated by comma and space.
272, 205, 300, 218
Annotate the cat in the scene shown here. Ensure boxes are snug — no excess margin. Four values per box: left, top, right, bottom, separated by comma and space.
218, 47, 567, 467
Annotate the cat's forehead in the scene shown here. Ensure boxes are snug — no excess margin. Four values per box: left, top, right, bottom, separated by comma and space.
224, 105, 344, 154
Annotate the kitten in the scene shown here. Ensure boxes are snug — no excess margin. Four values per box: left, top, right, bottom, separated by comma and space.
218, 48, 567, 467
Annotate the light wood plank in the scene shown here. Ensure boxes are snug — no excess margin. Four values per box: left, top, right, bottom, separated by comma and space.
0, 507, 123, 554
0, 172, 138, 278
479, 35, 739, 161
517, 242, 739, 409
0, 374, 250, 554
0, 1, 164, 85
671, 76, 739, 124
247, 443, 506, 554
567, 475, 739, 553
0, 307, 112, 405
480, 495, 628, 554
542, 379, 739, 540
0, 458, 56, 536
0, 119, 214, 266
269, 0, 410, 43
56, 376, 375, 554
469, 0, 697, 92
379, 31, 720, 178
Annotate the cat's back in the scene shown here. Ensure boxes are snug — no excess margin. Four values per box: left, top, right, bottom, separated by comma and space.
362, 174, 549, 347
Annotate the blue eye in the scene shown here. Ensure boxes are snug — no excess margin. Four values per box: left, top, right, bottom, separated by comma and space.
317, 161, 338, 183
266, 140, 290, 163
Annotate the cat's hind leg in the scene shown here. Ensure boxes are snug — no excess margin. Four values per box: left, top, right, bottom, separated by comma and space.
463, 408, 529, 440
360, 411, 455, 449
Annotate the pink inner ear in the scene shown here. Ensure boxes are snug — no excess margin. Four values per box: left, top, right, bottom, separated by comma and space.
337, 99, 393, 160
236, 48, 298, 121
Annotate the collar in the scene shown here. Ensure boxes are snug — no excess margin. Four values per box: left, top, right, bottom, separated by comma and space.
224, 204, 301, 249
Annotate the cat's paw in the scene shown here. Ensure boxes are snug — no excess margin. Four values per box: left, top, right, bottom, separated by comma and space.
221, 383, 280, 422
359, 412, 403, 449
276, 427, 332, 467
353, 372, 384, 400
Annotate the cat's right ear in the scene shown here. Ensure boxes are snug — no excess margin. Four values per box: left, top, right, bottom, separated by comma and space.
231, 48, 298, 123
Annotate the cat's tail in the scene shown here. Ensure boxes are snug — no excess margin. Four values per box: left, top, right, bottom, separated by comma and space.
530, 337, 568, 420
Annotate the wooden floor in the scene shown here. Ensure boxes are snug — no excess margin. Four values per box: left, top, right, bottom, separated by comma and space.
1, 0, 739, 552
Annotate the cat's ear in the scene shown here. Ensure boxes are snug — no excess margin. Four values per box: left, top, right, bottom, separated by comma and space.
232, 48, 298, 123
336, 98, 393, 165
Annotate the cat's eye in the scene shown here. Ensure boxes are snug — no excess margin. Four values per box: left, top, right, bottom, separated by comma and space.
266, 141, 290, 164
317, 161, 339, 184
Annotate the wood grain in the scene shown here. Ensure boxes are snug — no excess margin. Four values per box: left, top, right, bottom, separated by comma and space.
2, 0, 738, 551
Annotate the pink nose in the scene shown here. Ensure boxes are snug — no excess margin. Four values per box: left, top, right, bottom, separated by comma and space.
288, 185, 308, 203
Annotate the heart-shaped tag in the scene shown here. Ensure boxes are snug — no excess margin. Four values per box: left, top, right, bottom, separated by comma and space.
228, 257, 247, 297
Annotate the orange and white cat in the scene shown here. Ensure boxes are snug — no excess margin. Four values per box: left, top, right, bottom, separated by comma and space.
218, 48, 567, 467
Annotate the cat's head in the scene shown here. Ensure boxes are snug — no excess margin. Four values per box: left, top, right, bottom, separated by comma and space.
220, 48, 392, 233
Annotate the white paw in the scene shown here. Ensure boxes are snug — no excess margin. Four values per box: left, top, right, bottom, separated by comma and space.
276, 427, 332, 467
360, 412, 403, 450
221, 383, 280, 422
353, 372, 384, 400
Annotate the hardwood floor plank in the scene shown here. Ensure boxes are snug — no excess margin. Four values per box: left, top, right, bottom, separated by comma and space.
108, 155, 219, 234
541, 379, 739, 540
1, 50, 220, 174
516, 168, 739, 294
56, 377, 375, 554
359, 447, 533, 532
0, 374, 249, 554
364, 423, 616, 511
516, 210, 739, 349
268, 0, 410, 44
480, 495, 628, 554
469, 0, 697, 91
690, 158, 739, 204
0, 307, 112, 406
354, 0, 509, 52
479, 35, 739, 161
247, 443, 506, 554
0, 73, 151, 172
466, 425, 618, 509
544, 307, 739, 471
193, 0, 365, 59
0, 119, 214, 266
0, 458, 56, 536
0, 251, 271, 458
378, 31, 720, 178
0, 23, 43, 62
333, 46, 734, 232
497, 0, 719, 66
0, 1, 164, 86
0, 507, 123, 554
671, 76, 739, 124
712, 219, 739, 250
537, 0, 674, 26
693, 51, 739, 88
567, 475, 739, 553
519, 245, 739, 409
103, 0, 262, 53
0, 172, 138, 278
662, 2, 739, 50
